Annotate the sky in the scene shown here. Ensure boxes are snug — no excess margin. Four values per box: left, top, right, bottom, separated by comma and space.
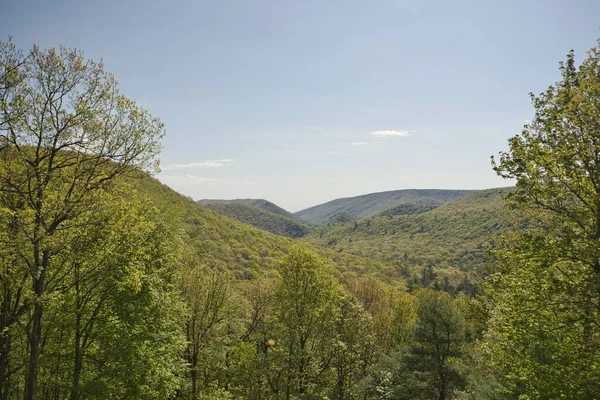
2, 0, 600, 211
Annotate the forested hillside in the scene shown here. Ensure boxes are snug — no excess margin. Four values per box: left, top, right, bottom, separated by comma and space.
198, 198, 300, 221
295, 189, 473, 225
134, 174, 399, 281
198, 202, 313, 238
304, 189, 512, 290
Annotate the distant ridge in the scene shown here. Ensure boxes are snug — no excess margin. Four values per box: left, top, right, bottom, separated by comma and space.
197, 198, 299, 220
197, 199, 312, 238
295, 189, 474, 225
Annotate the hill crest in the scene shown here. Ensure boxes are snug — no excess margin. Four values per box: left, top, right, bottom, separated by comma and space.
295, 189, 474, 225
197, 198, 299, 220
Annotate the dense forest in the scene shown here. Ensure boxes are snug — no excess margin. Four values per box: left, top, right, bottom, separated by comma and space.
303, 189, 512, 292
1, 38, 600, 400
197, 201, 312, 238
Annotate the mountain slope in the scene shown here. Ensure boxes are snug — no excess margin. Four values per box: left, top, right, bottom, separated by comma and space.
200, 202, 312, 238
197, 198, 300, 221
295, 189, 474, 225
303, 188, 513, 285
130, 174, 402, 283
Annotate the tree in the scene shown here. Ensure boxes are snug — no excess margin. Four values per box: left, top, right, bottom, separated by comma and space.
180, 256, 233, 399
275, 245, 338, 399
75, 193, 186, 399
346, 276, 398, 352
489, 40, 600, 398
410, 290, 466, 400
331, 294, 374, 400
0, 41, 164, 399
362, 290, 465, 400
227, 278, 276, 399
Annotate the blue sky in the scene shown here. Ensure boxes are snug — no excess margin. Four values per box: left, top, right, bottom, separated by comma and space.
3, 0, 600, 211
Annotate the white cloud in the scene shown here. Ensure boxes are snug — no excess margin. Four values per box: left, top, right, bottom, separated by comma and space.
158, 174, 215, 185
371, 130, 410, 137
162, 159, 235, 171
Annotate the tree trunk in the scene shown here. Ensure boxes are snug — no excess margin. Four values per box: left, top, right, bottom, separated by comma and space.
70, 313, 82, 400
24, 251, 47, 400
70, 263, 83, 400
298, 337, 307, 395
0, 286, 11, 400
337, 359, 345, 400
437, 367, 447, 400
24, 298, 43, 400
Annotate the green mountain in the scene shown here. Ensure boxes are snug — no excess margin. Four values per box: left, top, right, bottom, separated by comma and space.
295, 189, 474, 225
131, 174, 402, 283
197, 198, 300, 221
199, 202, 312, 238
303, 188, 513, 287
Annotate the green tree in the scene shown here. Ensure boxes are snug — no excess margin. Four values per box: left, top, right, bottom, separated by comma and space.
0, 41, 165, 399
489, 41, 600, 398
410, 290, 466, 400
180, 257, 233, 398
231, 278, 276, 399
346, 276, 398, 352
275, 245, 338, 399
331, 294, 374, 400
0, 184, 186, 400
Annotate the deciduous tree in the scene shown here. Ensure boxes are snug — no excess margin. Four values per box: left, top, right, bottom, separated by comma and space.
489, 40, 600, 398
0, 40, 165, 399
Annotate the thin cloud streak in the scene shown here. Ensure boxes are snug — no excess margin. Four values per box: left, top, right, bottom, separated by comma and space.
158, 174, 215, 185
162, 159, 236, 170
371, 130, 410, 137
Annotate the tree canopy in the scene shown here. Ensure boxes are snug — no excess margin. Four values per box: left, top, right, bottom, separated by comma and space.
489, 41, 600, 398
0, 40, 169, 400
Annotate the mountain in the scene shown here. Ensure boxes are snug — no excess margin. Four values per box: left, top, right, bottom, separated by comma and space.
295, 189, 474, 225
197, 198, 300, 221
303, 188, 513, 287
198, 202, 312, 238
130, 174, 402, 283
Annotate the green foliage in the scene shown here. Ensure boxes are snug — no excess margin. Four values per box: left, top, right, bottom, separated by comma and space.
0, 40, 170, 400
131, 173, 403, 284
202, 202, 312, 238
274, 245, 339, 398
360, 290, 491, 400
0, 185, 186, 399
305, 189, 512, 290
331, 294, 375, 400
409, 290, 466, 399
197, 198, 301, 221
326, 212, 357, 224
488, 41, 600, 398
377, 201, 440, 217
180, 258, 234, 398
